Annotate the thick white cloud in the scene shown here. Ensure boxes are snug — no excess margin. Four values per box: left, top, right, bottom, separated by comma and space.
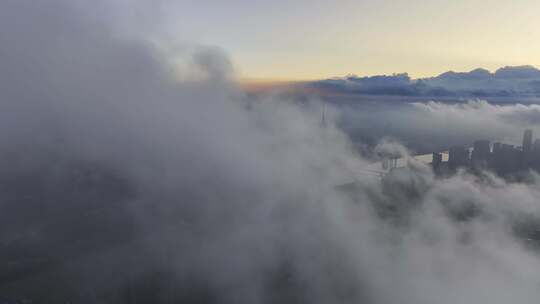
1, 1, 540, 303
339, 99, 540, 153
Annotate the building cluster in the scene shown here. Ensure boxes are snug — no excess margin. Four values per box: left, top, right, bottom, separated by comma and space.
432, 129, 540, 176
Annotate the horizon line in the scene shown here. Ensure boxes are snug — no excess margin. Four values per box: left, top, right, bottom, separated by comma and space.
240, 64, 540, 84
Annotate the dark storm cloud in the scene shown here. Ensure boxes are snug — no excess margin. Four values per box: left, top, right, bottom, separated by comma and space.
2, 1, 540, 304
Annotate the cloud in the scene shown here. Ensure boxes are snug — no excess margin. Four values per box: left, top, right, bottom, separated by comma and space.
2, 1, 540, 304
311, 73, 424, 96
307, 66, 540, 98
337, 99, 540, 154
495, 66, 540, 79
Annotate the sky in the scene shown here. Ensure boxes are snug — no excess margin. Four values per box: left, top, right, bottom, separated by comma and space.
163, 0, 540, 80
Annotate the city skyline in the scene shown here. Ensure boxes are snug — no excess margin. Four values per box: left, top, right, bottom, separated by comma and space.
431, 129, 540, 176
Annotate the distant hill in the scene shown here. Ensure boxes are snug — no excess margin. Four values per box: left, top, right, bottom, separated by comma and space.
308, 65, 540, 98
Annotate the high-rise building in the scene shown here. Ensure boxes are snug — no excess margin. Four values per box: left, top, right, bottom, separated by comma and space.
523, 129, 533, 153
472, 140, 490, 160
534, 139, 540, 152
432, 152, 442, 170
471, 140, 490, 169
493, 144, 520, 175
533, 139, 540, 171
492, 142, 502, 155
522, 129, 534, 169
448, 146, 469, 169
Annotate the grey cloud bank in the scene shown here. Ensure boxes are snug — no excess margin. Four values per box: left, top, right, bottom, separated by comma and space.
310, 65, 540, 98
2, 1, 540, 304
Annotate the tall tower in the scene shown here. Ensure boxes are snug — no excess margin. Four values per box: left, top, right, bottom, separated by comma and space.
523, 129, 533, 153
320, 104, 327, 128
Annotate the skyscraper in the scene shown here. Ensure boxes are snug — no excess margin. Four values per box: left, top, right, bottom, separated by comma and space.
523, 129, 533, 153
472, 140, 490, 160
432, 152, 442, 171
522, 129, 534, 169
534, 139, 540, 152
449, 146, 469, 169
472, 140, 490, 169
